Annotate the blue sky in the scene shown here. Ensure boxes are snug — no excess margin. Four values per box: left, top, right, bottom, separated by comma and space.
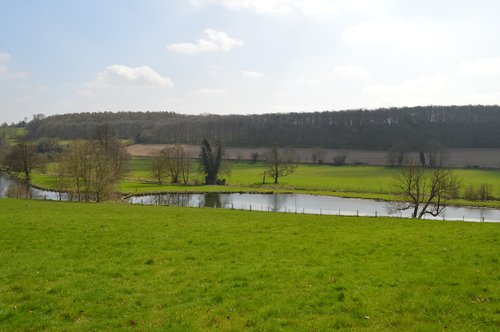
1, 0, 500, 123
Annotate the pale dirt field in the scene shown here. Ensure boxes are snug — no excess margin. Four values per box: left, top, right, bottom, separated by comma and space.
126, 144, 500, 168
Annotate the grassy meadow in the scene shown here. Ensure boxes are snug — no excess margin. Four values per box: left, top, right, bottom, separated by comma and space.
0, 199, 498, 330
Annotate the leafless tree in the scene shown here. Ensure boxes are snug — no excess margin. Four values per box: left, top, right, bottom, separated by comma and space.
3, 140, 44, 183
389, 161, 460, 219
387, 143, 409, 166
62, 136, 129, 202
264, 144, 297, 184
333, 151, 348, 166
150, 151, 168, 185
311, 148, 326, 164
423, 140, 448, 167
164, 145, 190, 184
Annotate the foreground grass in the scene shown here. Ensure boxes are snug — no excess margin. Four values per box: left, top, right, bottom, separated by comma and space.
0, 199, 499, 330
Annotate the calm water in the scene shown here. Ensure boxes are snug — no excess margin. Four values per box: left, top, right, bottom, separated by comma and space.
0, 174, 68, 201
1, 173, 499, 222
127, 192, 500, 222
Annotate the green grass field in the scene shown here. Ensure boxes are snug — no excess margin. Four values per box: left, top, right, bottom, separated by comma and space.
0, 199, 498, 330
124, 157, 500, 193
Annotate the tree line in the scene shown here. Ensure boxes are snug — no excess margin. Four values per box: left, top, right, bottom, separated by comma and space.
23, 105, 500, 150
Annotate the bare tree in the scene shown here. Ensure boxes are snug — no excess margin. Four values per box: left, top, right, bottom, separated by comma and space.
389, 161, 460, 219
264, 144, 297, 184
311, 148, 326, 164
3, 140, 44, 183
423, 140, 448, 167
62, 136, 128, 202
150, 151, 168, 185
164, 145, 190, 184
387, 143, 409, 166
333, 151, 348, 166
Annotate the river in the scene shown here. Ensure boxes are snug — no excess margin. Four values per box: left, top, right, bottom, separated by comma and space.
1, 173, 499, 222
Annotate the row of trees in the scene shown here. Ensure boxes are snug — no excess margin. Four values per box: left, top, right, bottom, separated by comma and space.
386, 141, 449, 167
1, 125, 129, 202
25, 105, 500, 149
151, 141, 299, 186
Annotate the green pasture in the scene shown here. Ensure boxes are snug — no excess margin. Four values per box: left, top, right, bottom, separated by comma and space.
121, 157, 500, 198
0, 199, 498, 331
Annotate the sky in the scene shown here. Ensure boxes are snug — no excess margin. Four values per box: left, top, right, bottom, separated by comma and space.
1, 0, 500, 124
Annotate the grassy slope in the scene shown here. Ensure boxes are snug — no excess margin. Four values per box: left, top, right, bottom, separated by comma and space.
0, 199, 498, 331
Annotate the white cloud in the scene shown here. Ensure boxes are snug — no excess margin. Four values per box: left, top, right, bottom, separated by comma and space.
242, 70, 265, 79
94, 65, 174, 87
197, 88, 228, 96
334, 65, 370, 80
192, 0, 335, 16
168, 29, 244, 54
0, 52, 11, 62
0, 65, 7, 74
342, 16, 449, 53
455, 57, 500, 76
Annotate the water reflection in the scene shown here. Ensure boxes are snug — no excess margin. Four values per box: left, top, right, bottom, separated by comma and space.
2, 173, 499, 222
128, 192, 500, 222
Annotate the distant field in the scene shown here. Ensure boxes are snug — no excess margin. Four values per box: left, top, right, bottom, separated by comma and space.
126, 144, 500, 168
0, 199, 498, 330
119, 158, 500, 199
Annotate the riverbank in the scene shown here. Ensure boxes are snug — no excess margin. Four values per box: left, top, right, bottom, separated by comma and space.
30, 161, 500, 209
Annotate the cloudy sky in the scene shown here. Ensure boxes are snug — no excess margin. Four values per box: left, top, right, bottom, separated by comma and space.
1, 0, 500, 123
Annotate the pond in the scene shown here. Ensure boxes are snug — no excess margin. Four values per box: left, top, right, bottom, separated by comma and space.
1, 173, 499, 222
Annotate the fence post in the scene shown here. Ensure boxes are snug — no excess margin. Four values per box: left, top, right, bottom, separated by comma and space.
375, 211, 377, 218
357, 210, 359, 217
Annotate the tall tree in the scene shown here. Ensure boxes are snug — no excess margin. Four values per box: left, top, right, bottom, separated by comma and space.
264, 144, 297, 184
199, 139, 226, 185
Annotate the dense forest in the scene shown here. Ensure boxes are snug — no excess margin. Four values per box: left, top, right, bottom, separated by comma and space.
24, 105, 500, 150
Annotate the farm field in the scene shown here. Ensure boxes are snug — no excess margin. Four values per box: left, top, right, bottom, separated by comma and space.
126, 144, 500, 168
0, 199, 498, 330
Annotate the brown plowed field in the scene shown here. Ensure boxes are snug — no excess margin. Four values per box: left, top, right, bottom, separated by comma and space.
126, 144, 500, 168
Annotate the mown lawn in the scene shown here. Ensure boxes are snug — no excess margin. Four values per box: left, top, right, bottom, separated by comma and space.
0, 199, 498, 330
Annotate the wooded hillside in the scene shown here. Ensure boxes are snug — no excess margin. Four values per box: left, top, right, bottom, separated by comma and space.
26, 105, 500, 149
